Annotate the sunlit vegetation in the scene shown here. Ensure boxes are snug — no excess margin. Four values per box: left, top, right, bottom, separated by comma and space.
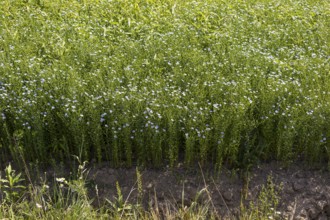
0, 0, 329, 169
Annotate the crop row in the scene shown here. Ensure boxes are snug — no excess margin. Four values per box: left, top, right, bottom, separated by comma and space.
0, 0, 329, 169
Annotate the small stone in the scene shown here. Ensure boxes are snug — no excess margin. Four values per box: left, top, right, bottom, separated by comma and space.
146, 183, 153, 189
297, 209, 308, 219
223, 191, 233, 201
286, 185, 295, 194
316, 200, 327, 211
310, 186, 321, 195
287, 205, 294, 212
293, 182, 304, 191
308, 207, 319, 219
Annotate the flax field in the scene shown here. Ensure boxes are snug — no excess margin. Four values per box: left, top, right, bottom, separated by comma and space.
0, 0, 329, 169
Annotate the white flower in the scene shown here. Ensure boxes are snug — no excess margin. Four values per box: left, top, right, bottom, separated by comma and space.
56, 177, 66, 183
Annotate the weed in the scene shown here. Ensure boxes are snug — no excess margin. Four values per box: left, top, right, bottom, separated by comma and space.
0, 164, 25, 203
241, 174, 283, 220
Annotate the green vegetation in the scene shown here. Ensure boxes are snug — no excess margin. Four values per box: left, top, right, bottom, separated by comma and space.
0, 0, 329, 169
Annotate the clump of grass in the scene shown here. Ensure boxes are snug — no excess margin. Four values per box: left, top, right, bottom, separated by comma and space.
240, 175, 283, 220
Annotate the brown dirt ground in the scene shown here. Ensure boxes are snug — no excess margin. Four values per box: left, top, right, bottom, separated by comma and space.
36, 161, 330, 220
76, 161, 330, 220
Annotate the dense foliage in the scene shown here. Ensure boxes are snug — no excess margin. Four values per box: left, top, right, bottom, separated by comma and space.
0, 0, 329, 169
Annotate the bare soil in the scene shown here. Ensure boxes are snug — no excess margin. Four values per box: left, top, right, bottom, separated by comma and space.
48, 161, 330, 219
18, 162, 324, 220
